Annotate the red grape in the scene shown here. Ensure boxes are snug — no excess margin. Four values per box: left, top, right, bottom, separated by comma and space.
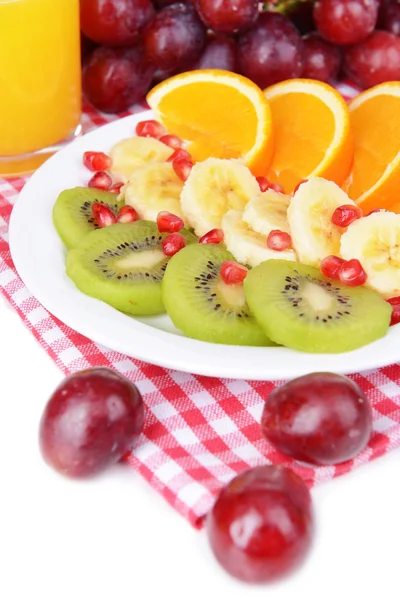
143, 3, 206, 72
261, 373, 372, 466
238, 12, 304, 89
302, 32, 341, 82
343, 30, 400, 89
39, 368, 145, 478
154, 0, 192, 5
378, 0, 400, 36
192, 35, 238, 71
80, 0, 154, 46
195, 0, 259, 35
152, 66, 177, 84
207, 465, 313, 583
82, 46, 154, 113
313, 0, 379, 45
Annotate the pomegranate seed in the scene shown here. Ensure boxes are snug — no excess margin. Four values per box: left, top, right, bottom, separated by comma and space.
293, 179, 307, 194
173, 157, 193, 182
267, 230, 292, 251
338, 259, 367, 287
220, 261, 248, 285
157, 211, 184, 233
367, 208, 384, 216
92, 202, 117, 227
83, 151, 112, 172
109, 182, 124, 194
320, 255, 345, 280
162, 233, 186, 257
269, 182, 284, 193
331, 204, 363, 227
387, 297, 400, 326
135, 119, 165, 139
199, 228, 224, 244
256, 176, 270, 192
117, 205, 139, 223
167, 148, 191, 162
159, 134, 183, 149
88, 171, 113, 190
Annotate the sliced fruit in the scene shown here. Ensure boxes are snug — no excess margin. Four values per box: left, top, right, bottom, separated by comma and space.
244, 260, 391, 353
66, 221, 197, 316
242, 189, 291, 236
264, 78, 353, 193
161, 243, 271, 346
53, 187, 124, 249
109, 136, 173, 183
124, 161, 184, 222
180, 158, 260, 236
347, 82, 400, 213
340, 211, 400, 298
287, 177, 355, 268
147, 69, 274, 177
222, 210, 297, 268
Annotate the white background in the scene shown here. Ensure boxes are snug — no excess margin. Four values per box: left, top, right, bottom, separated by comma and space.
1, 294, 400, 600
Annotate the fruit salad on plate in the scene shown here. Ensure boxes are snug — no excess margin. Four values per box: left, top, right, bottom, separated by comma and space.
53, 71, 400, 354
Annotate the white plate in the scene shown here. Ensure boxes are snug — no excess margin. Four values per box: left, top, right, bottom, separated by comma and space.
9, 111, 400, 380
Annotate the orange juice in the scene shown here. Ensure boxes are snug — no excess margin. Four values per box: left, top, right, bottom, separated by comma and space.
0, 0, 81, 171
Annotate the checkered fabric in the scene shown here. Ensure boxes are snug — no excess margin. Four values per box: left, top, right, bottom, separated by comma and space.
2, 84, 400, 529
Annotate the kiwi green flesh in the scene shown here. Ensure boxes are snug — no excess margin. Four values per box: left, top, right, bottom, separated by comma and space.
162, 244, 272, 346
244, 259, 392, 354
66, 221, 197, 316
53, 187, 124, 249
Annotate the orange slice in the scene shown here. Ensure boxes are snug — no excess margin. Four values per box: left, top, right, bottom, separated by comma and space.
263, 79, 354, 194
146, 69, 274, 177
347, 82, 400, 214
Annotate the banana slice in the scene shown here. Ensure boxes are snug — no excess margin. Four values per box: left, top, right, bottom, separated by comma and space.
287, 177, 356, 267
124, 162, 184, 221
341, 211, 400, 298
222, 209, 297, 268
109, 137, 173, 182
180, 158, 260, 237
242, 189, 291, 236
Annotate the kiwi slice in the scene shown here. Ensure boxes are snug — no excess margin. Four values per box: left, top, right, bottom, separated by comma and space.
53, 187, 124, 249
244, 259, 392, 353
162, 244, 272, 346
66, 221, 197, 315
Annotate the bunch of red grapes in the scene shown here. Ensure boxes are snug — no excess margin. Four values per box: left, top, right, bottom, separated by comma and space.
81, 0, 400, 114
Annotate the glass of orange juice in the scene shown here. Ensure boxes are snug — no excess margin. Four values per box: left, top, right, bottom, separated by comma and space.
0, 0, 82, 177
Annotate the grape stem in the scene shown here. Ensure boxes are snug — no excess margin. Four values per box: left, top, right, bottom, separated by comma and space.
263, 0, 312, 14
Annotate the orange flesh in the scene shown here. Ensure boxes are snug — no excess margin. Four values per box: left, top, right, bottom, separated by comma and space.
154, 82, 262, 160
267, 92, 336, 193
348, 96, 400, 201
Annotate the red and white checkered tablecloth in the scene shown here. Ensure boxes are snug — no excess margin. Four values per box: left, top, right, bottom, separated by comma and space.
1, 83, 400, 529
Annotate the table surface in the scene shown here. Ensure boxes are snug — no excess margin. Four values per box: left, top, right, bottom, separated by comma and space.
1, 294, 399, 600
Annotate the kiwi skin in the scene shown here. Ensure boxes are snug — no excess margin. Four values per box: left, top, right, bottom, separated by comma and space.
162, 243, 272, 346
244, 259, 392, 354
66, 221, 197, 316
53, 187, 124, 249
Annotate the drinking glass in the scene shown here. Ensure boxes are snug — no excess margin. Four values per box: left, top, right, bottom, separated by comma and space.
0, 0, 82, 177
